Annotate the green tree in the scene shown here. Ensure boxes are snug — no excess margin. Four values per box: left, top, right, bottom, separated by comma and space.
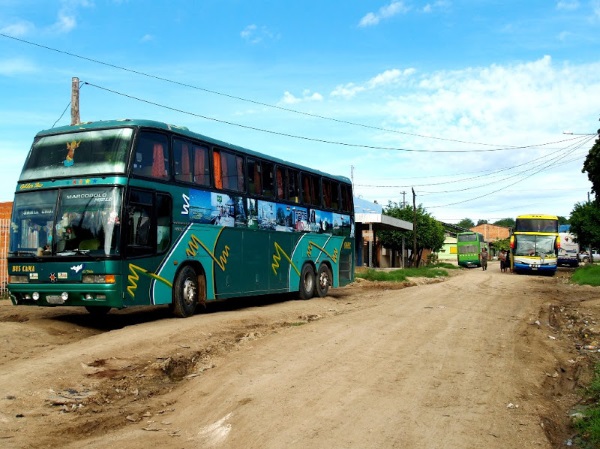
476, 219, 488, 226
378, 202, 446, 267
570, 202, 600, 249
456, 218, 475, 229
492, 218, 515, 228
491, 238, 510, 252
582, 129, 600, 199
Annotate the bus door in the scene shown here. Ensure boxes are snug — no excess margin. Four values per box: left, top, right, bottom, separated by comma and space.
123, 188, 172, 306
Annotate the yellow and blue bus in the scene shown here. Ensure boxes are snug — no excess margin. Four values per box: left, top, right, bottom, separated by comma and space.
456, 232, 485, 268
510, 214, 560, 275
7, 119, 355, 317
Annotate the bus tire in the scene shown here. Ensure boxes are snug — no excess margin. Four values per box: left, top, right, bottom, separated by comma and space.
85, 305, 111, 316
299, 264, 316, 300
172, 265, 199, 318
316, 264, 332, 298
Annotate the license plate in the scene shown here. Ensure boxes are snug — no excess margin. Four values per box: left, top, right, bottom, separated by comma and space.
47, 295, 65, 305
531, 264, 538, 270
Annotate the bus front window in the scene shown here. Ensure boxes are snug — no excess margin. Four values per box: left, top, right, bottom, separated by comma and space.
19, 128, 133, 181
55, 187, 122, 256
514, 235, 557, 257
10, 191, 58, 256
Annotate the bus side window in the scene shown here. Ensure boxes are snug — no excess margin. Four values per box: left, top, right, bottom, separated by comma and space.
126, 189, 154, 256
173, 139, 192, 183
156, 194, 171, 253
215, 149, 244, 192
276, 167, 285, 200
193, 145, 209, 186
330, 181, 340, 210
247, 159, 260, 195
213, 149, 223, 189
287, 169, 299, 203
133, 132, 169, 179
341, 184, 352, 212
302, 174, 319, 206
322, 179, 332, 208
262, 161, 274, 197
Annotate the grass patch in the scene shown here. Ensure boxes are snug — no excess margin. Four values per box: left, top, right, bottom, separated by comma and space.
356, 263, 453, 283
571, 264, 600, 286
574, 362, 600, 447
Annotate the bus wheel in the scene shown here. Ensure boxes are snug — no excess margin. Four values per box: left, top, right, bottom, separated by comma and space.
172, 266, 199, 318
299, 264, 316, 300
85, 305, 111, 316
316, 264, 332, 298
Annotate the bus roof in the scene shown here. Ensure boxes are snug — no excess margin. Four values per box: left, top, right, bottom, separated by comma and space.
515, 214, 558, 220
34, 119, 352, 184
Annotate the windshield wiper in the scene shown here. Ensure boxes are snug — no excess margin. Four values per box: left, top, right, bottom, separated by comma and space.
11, 251, 37, 257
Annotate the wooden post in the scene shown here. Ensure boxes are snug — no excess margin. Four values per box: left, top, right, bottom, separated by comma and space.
71, 77, 80, 125
412, 188, 417, 267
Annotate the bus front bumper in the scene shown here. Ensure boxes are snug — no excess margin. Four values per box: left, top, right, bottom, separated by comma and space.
8, 282, 123, 308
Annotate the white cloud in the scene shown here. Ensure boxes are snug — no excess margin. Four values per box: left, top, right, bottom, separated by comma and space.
556, 0, 580, 11
0, 21, 35, 37
140, 34, 154, 43
358, 1, 410, 27
0, 57, 37, 76
280, 90, 323, 105
49, 11, 77, 34
240, 24, 279, 44
331, 82, 365, 99
593, 0, 600, 19
331, 68, 416, 98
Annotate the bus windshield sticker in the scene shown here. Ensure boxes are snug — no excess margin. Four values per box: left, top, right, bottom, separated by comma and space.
64, 140, 81, 167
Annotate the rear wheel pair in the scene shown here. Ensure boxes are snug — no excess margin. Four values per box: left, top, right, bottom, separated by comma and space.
299, 264, 332, 299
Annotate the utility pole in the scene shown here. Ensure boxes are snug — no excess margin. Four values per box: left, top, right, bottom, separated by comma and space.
412, 188, 417, 267
71, 77, 80, 125
400, 191, 406, 208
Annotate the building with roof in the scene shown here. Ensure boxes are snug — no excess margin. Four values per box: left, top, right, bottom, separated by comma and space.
354, 197, 413, 268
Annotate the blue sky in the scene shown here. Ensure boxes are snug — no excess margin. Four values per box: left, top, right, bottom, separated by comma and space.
1, 0, 600, 224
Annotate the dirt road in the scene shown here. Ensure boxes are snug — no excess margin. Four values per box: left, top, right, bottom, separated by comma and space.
1, 263, 599, 448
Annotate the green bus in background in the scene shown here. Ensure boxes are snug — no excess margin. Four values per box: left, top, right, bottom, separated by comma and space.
457, 232, 485, 268
8, 119, 355, 317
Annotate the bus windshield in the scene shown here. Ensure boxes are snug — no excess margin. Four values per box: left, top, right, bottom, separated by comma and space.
457, 233, 478, 242
513, 235, 557, 257
10, 187, 123, 257
514, 219, 558, 233
19, 128, 133, 181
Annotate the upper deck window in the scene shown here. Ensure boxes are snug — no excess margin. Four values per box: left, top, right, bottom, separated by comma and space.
132, 132, 170, 180
515, 219, 558, 233
20, 128, 133, 181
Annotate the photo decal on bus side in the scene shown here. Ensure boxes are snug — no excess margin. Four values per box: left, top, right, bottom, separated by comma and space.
181, 188, 352, 236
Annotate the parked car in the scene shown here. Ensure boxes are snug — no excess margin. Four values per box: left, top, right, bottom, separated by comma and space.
578, 250, 600, 263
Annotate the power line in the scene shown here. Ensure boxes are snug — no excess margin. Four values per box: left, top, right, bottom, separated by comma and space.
0, 32, 592, 153
84, 81, 584, 154
355, 134, 594, 188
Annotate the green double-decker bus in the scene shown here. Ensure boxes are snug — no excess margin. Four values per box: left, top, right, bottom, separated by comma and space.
456, 232, 485, 268
7, 119, 355, 317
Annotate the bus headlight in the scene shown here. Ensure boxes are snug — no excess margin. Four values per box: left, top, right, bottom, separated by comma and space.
9, 275, 29, 283
82, 274, 116, 284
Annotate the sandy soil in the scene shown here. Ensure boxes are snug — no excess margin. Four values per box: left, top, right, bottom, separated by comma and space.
1, 262, 599, 449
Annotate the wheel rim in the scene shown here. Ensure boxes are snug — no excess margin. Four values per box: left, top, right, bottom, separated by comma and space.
182, 277, 197, 306
304, 272, 314, 293
319, 270, 329, 289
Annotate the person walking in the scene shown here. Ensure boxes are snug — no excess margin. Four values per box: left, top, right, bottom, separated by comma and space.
499, 249, 506, 272
505, 250, 511, 273
480, 247, 489, 271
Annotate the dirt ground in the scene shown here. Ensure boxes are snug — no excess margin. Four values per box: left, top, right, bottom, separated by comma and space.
1, 261, 600, 449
